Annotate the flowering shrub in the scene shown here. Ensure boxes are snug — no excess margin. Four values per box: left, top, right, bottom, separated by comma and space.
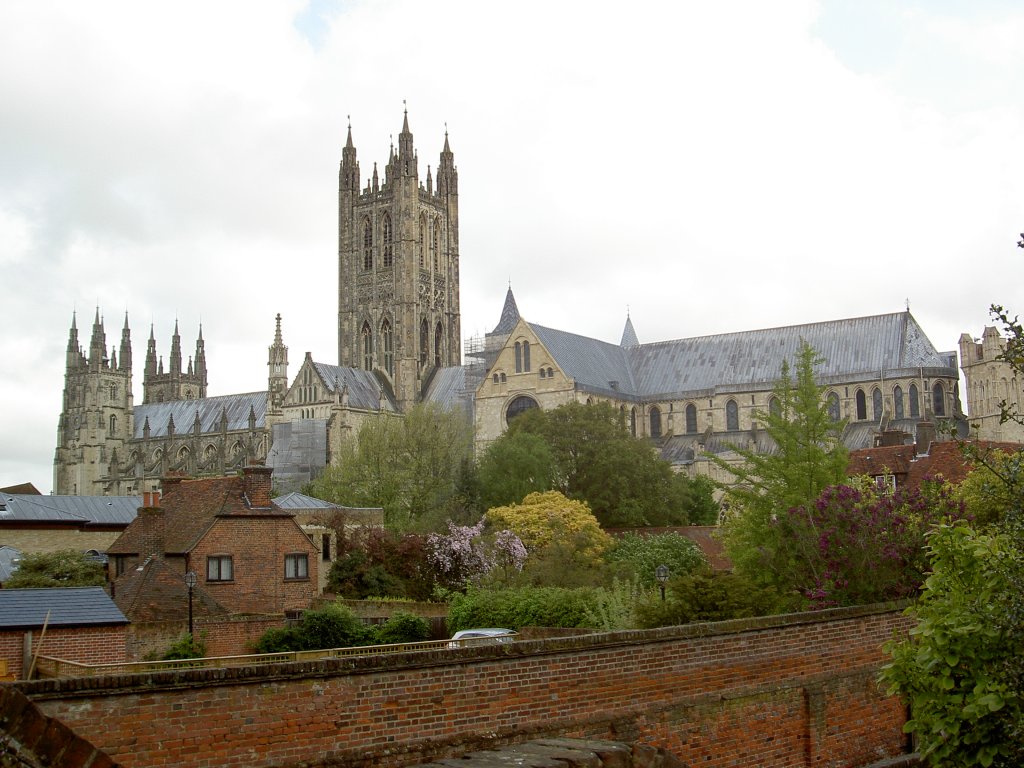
787, 478, 966, 608
426, 520, 527, 590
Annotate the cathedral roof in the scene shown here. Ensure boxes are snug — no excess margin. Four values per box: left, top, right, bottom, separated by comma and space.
489, 287, 521, 337
311, 363, 398, 411
529, 311, 956, 401
422, 365, 480, 418
0, 493, 140, 526
134, 392, 267, 438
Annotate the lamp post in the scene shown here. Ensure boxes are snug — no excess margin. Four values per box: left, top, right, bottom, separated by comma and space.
655, 564, 670, 602
184, 571, 197, 637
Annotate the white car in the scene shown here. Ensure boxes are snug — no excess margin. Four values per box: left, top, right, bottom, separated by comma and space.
447, 628, 517, 648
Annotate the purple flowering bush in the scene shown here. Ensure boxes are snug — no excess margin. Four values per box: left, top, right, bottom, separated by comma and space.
426, 520, 527, 590
787, 478, 966, 608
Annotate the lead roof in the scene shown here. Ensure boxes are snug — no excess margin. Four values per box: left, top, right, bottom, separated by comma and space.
0, 494, 141, 525
134, 392, 267, 439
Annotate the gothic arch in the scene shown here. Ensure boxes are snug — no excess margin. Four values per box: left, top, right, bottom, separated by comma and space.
685, 403, 698, 433
362, 217, 373, 271
649, 406, 662, 438
893, 385, 905, 419
726, 399, 739, 431
419, 214, 427, 268
381, 212, 393, 268
361, 321, 373, 370
434, 321, 444, 367
768, 396, 781, 418
381, 317, 394, 377
855, 389, 867, 420
933, 382, 946, 417
432, 217, 440, 270
909, 384, 920, 418
419, 318, 429, 367
872, 388, 883, 421
827, 392, 841, 422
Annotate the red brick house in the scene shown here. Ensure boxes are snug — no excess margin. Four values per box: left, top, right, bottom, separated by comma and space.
107, 466, 319, 622
847, 439, 1023, 493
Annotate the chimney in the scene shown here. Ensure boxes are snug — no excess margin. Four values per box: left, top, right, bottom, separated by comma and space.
915, 421, 936, 457
878, 429, 906, 447
136, 497, 166, 556
160, 473, 187, 500
243, 464, 274, 509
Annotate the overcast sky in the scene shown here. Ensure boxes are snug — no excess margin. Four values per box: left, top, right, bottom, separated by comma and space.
3, 0, 1023, 494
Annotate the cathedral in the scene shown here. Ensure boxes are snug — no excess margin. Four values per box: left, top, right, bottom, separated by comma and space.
54, 110, 973, 497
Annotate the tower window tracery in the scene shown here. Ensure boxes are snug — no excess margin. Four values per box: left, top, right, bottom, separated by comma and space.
382, 213, 393, 268
909, 384, 920, 418
434, 322, 443, 367
894, 385, 905, 419
933, 382, 946, 417
361, 322, 373, 370
726, 399, 739, 431
419, 215, 426, 269
685, 403, 698, 433
381, 319, 394, 376
362, 218, 373, 271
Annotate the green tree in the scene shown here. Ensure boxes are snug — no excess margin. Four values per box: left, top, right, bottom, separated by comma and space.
303, 403, 474, 529
5, 550, 106, 588
605, 532, 705, 587
505, 401, 691, 527
476, 430, 555, 509
634, 568, 782, 628
715, 340, 848, 592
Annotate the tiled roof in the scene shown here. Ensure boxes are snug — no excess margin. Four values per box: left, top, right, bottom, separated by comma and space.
0, 587, 128, 629
311, 363, 398, 411
108, 474, 293, 556
0, 494, 140, 526
134, 392, 267, 439
111, 555, 228, 623
847, 440, 1024, 490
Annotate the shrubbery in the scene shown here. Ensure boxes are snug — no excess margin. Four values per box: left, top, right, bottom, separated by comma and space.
254, 604, 430, 653
447, 586, 610, 631
634, 568, 782, 628
606, 531, 705, 587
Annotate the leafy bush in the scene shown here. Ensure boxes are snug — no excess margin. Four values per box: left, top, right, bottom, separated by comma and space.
374, 611, 430, 644
161, 632, 207, 660
606, 532, 705, 587
447, 586, 607, 631
634, 568, 782, 628
253, 603, 372, 653
5, 550, 106, 588
327, 527, 434, 600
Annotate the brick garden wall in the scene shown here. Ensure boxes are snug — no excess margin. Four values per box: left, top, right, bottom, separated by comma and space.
1, 626, 126, 681
125, 615, 285, 661
19, 604, 913, 768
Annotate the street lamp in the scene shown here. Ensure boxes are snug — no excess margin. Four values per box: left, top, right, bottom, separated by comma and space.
655, 564, 670, 602
184, 571, 198, 637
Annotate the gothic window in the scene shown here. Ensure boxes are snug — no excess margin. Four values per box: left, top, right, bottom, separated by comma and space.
434, 322, 443, 366
514, 342, 522, 373
539, 369, 546, 379
362, 218, 373, 271
432, 218, 440, 271
909, 384, 920, 418
382, 213, 393, 268
768, 396, 781, 419
109, 384, 117, 401
506, 395, 538, 423
649, 407, 662, 438
492, 374, 499, 384
419, 319, 429, 367
522, 340, 531, 372
894, 385, 905, 419
872, 388, 883, 421
933, 382, 946, 417
109, 414, 117, 433
204, 444, 217, 461
726, 399, 739, 431
827, 392, 841, 422
361, 322, 373, 370
685, 403, 698, 433
630, 408, 637, 436
500, 373, 506, 383
419, 215, 426, 269
855, 389, 867, 420
381, 319, 394, 377
547, 367, 553, 378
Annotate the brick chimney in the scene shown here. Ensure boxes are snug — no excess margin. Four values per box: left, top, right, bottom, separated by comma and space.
136, 498, 166, 556
915, 421, 936, 456
242, 464, 274, 509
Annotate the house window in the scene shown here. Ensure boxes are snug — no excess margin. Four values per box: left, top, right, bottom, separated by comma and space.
874, 474, 896, 494
285, 553, 309, 580
726, 399, 739, 431
649, 406, 662, 438
685, 403, 697, 433
207, 555, 233, 582
933, 382, 946, 417
894, 385, 905, 419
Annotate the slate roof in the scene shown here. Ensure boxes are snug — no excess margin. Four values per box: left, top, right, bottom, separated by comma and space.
134, 392, 267, 439
108, 474, 293, 556
530, 311, 957, 401
0, 587, 128, 629
273, 492, 382, 513
490, 287, 521, 336
0, 494, 140, 526
311, 362, 398, 411
422, 365, 484, 419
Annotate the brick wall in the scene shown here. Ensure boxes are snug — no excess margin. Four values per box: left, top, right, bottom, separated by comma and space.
125, 615, 285, 661
1, 626, 126, 681
20, 604, 912, 768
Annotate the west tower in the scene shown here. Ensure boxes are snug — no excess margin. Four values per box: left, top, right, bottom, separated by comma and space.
338, 110, 461, 410
54, 310, 135, 494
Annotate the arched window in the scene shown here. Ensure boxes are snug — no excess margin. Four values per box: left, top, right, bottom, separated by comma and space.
514, 342, 522, 373
420, 319, 429, 367
506, 395, 538, 423
855, 389, 867, 420
382, 213, 393, 268
381, 319, 394, 376
909, 384, 920, 418
685, 403, 697, 433
539, 369, 546, 379
872, 388, 883, 421
419, 215, 426, 268
726, 399, 739, 431
522, 340, 531, 372
768, 396, 781, 419
933, 382, 946, 417
109, 414, 117, 433
546, 367, 553, 378
492, 373, 499, 384
109, 384, 117, 401
362, 218, 373, 271
893, 385, 904, 420
434, 321, 443, 366
649, 407, 662, 438
361, 322, 373, 370
827, 392, 841, 422
630, 408, 637, 436
500, 373, 506, 383
432, 218, 440, 270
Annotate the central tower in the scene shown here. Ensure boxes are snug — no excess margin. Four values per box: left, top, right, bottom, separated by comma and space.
338, 110, 461, 410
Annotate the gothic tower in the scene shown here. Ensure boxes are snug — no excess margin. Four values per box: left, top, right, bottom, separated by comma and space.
54, 310, 135, 494
338, 110, 461, 410
268, 313, 289, 411
142, 321, 208, 403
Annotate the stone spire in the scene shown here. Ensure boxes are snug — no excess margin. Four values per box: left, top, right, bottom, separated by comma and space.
66, 312, 82, 368
119, 313, 132, 372
194, 324, 207, 385
169, 320, 182, 376
145, 325, 157, 378
437, 125, 457, 196
340, 117, 360, 192
397, 104, 416, 177
88, 308, 106, 370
